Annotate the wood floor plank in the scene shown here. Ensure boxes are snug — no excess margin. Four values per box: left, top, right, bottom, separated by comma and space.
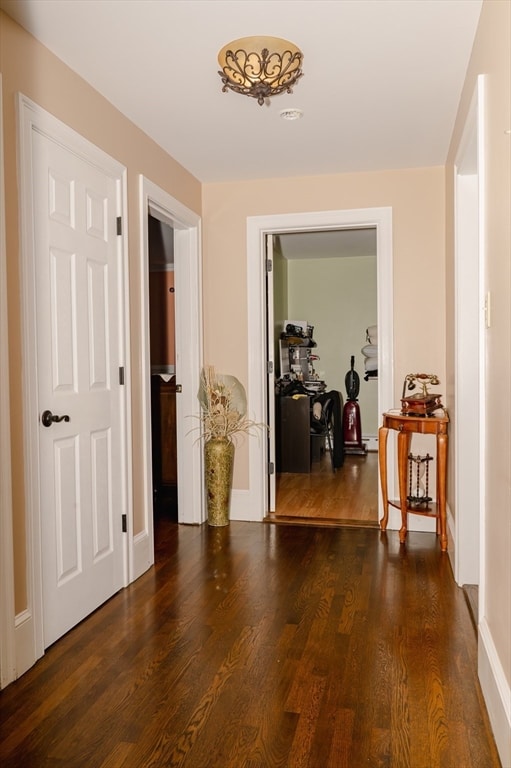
0, 521, 502, 768
274, 452, 379, 524
98, 742, 136, 768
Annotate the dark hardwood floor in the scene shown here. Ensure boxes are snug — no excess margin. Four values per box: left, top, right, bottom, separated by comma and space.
270, 451, 379, 527
0, 518, 500, 768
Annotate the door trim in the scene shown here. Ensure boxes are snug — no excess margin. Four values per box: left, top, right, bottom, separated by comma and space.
16, 94, 132, 672
0, 74, 16, 688
265, 234, 276, 512
138, 176, 203, 547
246, 207, 395, 523
453, 75, 486, 589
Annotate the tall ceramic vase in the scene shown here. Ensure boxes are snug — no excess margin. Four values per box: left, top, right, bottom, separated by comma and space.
204, 437, 235, 526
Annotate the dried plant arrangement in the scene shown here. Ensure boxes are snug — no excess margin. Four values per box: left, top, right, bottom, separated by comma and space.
197, 365, 265, 443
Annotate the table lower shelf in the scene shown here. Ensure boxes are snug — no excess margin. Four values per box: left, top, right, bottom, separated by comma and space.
387, 500, 440, 519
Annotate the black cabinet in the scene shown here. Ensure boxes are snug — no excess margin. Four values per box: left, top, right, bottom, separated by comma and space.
278, 396, 312, 473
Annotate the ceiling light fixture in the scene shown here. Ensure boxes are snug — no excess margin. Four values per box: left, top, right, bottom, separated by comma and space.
217, 36, 303, 106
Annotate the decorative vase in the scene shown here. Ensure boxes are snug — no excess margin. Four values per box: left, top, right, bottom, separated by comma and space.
204, 437, 235, 526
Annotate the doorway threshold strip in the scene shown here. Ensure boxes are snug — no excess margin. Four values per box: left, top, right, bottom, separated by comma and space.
264, 514, 380, 529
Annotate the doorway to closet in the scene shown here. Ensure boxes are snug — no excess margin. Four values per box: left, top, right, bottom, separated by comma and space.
269, 227, 379, 527
136, 176, 203, 579
147, 214, 178, 522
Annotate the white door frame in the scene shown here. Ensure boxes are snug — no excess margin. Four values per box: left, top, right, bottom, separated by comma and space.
453, 75, 486, 593
456, 76, 511, 768
16, 94, 132, 672
0, 74, 16, 688
138, 177, 203, 557
265, 234, 276, 512
247, 207, 395, 523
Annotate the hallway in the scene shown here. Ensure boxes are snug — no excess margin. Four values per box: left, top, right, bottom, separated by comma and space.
0, 519, 500, 767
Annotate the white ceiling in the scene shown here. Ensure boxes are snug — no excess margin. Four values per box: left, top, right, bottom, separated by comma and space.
1, 0, 482, 186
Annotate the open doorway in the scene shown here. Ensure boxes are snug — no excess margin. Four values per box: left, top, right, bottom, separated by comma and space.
269, 227, 379, 526
246, 206, 395, 526
134, 176, 203, 580
147, 214, 178, 523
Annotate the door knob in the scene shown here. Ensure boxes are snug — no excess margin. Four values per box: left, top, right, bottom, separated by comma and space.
41, 409, 70, 428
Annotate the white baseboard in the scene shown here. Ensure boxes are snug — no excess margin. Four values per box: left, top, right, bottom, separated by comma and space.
447, 504, 456, 581
363, 435, 379, 452
131, 529, 154, 581
14, 608, 38, 680
478, 617, 511, 767
384, 505, 437, 534
229, 489, 263, 522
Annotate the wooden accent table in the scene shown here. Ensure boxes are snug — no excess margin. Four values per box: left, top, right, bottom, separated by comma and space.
379, 410, 449, 551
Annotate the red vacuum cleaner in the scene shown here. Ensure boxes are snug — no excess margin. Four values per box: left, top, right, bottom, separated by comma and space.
343, 355, 367, 455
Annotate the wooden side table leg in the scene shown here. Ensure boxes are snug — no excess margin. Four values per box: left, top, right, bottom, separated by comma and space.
378, 426, 389, 530
397, 429, 411, 544
437, 431, 448, 552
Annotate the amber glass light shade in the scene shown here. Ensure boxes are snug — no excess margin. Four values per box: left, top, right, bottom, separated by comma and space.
217, 36, 303, 105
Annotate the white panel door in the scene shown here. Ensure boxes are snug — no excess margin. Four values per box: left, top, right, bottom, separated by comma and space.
33, 130, 124, 648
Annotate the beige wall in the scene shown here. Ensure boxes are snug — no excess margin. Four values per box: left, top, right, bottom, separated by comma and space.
0, 11, 202, 613
202, 166, 446, 486
446, 0, 511, 692
287, 255, 378, 435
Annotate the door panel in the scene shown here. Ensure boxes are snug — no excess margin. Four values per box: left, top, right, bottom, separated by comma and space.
33, 130, 124, 648
54, 435, 80, 583
50, 247, 76, 390
88, 260, 109, 388
91, 428, 113, 560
